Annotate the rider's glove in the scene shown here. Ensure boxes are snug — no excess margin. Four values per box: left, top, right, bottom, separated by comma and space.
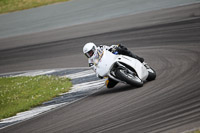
109, 45, 118, 52
108, 48, 113, 52
89, 63, 94, 67
117, 44, 121, 47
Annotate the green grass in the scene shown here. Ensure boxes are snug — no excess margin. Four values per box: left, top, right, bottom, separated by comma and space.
0, 75, 72, 120
192, 130, 200, 133
186, 129, 200, 133
0, 0, 69, 14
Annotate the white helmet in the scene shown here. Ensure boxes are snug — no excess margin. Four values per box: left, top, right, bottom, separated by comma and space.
83, 42, 97, 58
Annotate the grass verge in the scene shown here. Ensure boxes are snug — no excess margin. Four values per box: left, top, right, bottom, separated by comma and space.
0, 0, 69, 14
0, 75, 72, 120
184, 129, 200, 133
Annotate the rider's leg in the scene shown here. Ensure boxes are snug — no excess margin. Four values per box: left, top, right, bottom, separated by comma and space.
116, 45, 144, 63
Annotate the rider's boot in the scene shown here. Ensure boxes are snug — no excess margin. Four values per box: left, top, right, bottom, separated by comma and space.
106, 78, 118, 88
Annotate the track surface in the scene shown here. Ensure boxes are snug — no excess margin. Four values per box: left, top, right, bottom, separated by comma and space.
0, 0, 198, 39
1, 3, 200, 133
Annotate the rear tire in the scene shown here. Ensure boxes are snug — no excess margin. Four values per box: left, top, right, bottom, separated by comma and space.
146, 68, 156, 81
115, 69, 143, 87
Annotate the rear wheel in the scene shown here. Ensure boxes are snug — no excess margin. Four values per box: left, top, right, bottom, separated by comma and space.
146, 67, 156, 81
115, 69, 143, 87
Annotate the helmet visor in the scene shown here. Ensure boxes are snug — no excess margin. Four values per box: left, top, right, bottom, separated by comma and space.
85, 47, 95, 58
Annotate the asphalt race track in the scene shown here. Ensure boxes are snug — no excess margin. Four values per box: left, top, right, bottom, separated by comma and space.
1, 3, 200, 133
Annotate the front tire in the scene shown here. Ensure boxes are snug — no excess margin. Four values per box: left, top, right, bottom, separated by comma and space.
115, 69, 143, 87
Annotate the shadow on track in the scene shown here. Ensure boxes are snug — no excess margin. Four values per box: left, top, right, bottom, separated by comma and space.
92, 84, 139, 96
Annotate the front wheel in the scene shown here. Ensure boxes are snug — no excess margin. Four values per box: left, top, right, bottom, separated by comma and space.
115, 69, 143, 87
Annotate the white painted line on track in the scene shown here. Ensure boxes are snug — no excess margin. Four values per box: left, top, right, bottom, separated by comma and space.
14, 70, 57, 77
69, 79, 105, 93
63, 69, 95, 79
10, 68, 95, 80
0, 103, 65, 124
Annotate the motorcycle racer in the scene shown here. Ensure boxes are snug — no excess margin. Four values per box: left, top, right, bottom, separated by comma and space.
83, 42, 145, 88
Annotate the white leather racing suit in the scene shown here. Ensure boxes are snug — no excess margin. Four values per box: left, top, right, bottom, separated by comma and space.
88, 45, 117, 78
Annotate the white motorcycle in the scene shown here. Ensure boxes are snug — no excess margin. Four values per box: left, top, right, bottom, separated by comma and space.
94, 49, 156, 87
